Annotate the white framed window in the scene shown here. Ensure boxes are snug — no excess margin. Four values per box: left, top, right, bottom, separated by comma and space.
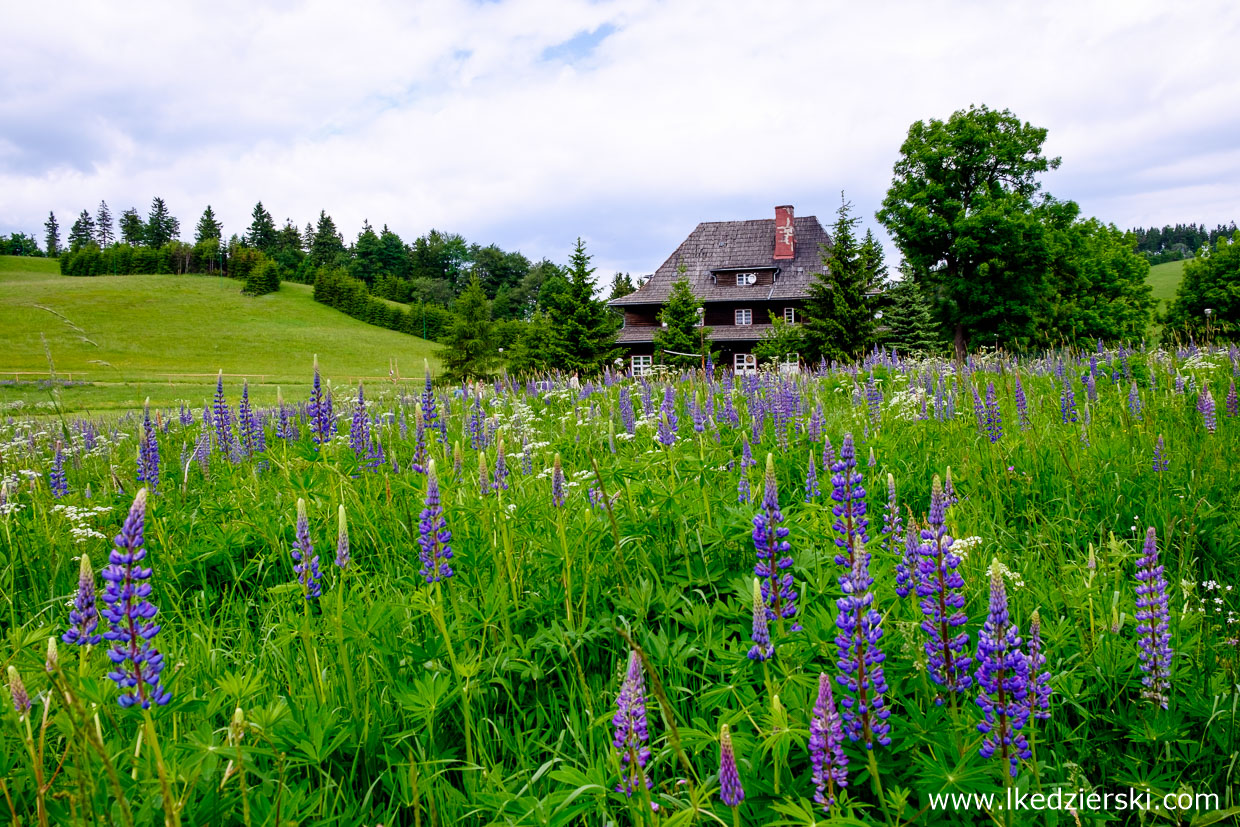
631, 355, 652, 376
783, 307, 797, 324
734, 353, 757, 374
735, 308, 753, 326
735, 272, 757, 286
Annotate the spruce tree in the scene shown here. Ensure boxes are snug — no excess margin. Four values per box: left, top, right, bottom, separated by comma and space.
310, 211, 345, 267
244, 258, 281, 296
44, 212, 61, 257
440, 275, 500, 381
195, 206, 223, 243
608, 271, 637, 301
120, 208, 144, 246
246, 202, 278, 251
879, 278, 938, 354
552, 237, 618, 374
801, 196, 875, 361
145, 197, 180, 247
654, 276, 709, 368
95, 201, 114, 247
68, 210, 96, 252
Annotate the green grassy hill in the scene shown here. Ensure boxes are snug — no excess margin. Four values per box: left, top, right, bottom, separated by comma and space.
1147, 259, 1185, 313
0, 256, 439, 412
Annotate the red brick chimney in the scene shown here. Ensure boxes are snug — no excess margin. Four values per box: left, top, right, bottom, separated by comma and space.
774, 205, 795, 260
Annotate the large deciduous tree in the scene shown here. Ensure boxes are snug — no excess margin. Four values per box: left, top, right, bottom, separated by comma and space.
1164, 231, 1240, 339
877, 105, 1061, 358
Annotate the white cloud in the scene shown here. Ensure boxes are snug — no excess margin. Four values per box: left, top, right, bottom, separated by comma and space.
2, 0, 1238, 278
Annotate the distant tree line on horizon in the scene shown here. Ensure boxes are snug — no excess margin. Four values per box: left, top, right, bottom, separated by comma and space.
10, 103, 1239, 376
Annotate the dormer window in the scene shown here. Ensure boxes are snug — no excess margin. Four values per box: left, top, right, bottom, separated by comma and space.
735, 272, 758, 286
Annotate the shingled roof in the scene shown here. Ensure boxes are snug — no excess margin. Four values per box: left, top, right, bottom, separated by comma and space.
610, 213, 832, 306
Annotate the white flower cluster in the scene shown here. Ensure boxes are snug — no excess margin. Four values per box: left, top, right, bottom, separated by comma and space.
52, 504, 113, 544
1181, 352, 1224, 372
952, 536, 983, 559
885, 388, 925, 422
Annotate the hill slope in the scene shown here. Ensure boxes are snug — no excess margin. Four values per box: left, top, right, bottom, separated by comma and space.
0, 256, 440, 411
1147, 259, 1185, 312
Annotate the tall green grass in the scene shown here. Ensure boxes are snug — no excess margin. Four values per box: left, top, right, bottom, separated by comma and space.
1, 348, 1238, 825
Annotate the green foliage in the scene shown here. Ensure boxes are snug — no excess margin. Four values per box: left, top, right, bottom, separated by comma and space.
0, 232, 44, 257
145, 196, 180, 248
1164, 231, 1240, 339
543, 237, 619, 374
412, 229, 470, 292
753, 313, 805, 366
877, 105, 1061, 355
119, 207, 144, 246
243, 258, 280, 296
802, 197, 877, 361
440, 275, 500, 381
44, 211, 60, 257
310, 210, 346, 268
654, 276, 708, 368
67, 209, 96, 253
608, 271, 637, 301
312, 268, 448, 342
350, 220, 383, 285
246, 202, 279, 252
194, 205, 223, 243
878, 278, 938, 354
1044, 215, 1155, 342
95, 200, 114, 247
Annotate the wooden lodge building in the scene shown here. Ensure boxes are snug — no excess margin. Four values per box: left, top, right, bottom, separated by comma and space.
609, 205, 830, 374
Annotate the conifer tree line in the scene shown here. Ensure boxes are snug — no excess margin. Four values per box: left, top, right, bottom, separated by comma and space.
1129, 221, 1238, 265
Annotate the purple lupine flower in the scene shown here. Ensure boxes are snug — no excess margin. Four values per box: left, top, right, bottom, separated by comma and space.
1013, 374, 1029, 430
747, 578, 773, 661
1085, 371, 1097, 403
335, 505, 350, 569
422, 361, 444, 443
466, 393, 485, 450
880, 473, 903, 560
895, 516, 920, 599
1227, 380, 1238, 418
943, 466, 958, 507
410, 403, 428, 474
1128, 381, 1142, 420
867, 447, 876, 468
737, 470, 751, 504
804, 452, 820, 503
418, 461, 454, 583
551, 453, 566, 508
822, 435, 836, 470
478, 448, 491, 495
613, 651, 653, 796
493, 437, 509, 491
865, 376, 882, 425
1198, 384, 1217, 433
63, 554, 102, 645
809, 672, 848, 813
7, 666, 30, 717
834, 537, 892, 748
970, 381, 986, 437
178, 404, 193, 427
1152, 435, 1169, 473
619, 386, 636, 434
975, 559, 1030, 778
308, 359, 327, 446
808, 404, 823, 442
741, 438, 755, 469
49, 441, 68, 498
753, 454, 799, 629
100, 489, 172, 709
350, 383, 369, 458
718, 723, 745, 807
238, 382, 256, 458
213, 371, 235, 458
829, 434, 867, 568
917, 476, 972, 701
984, 382, 1003, 443
290, 499, 322, 601
1135, 527, 1173, 709
1060, 378, 1077, 424
1026, 609, 1051, 721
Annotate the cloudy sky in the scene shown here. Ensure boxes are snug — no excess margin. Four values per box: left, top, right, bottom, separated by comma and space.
3, 0, 1239, 279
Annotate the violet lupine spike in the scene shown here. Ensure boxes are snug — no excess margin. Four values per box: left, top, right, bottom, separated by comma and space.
213, 371, 235, 458
834, 537, 892, 748
1060, 378, 1077, 424
1135, 527, 1173, 709
290, 499, 322, 601
895, 513, 920, 599
7, 666, 30, 717
612, 651, 653, 796
493, 437, 509, 491
550, 453, 566, 507
916, 476, 972, 701
1152, 435, 1169, 473
1198, 384, 1217, 434
829, 434, 868, 568
970, 382, 987, 437
1227, 380, 1239, 419
880, 473, 903, 561
822, 435, 836, 471
238, 383, 255, 458
737, 470, 751, 505
747, 578, 774, 661
100, 489, 172, 709
809, 672, 848, 813
1128, 381, 1143, 420
718, 723, 745, 807
308, 358, 326, 446
350, 383, 369, 458
335, 505, 350, 569
741, 438, 755, 469
753, 454, 799, 630
975, 559, 1030, 778
1013, 374, 1030, 430
984, 381, 1002, 443
49, 441, 68, 498
63, 554, 102, 645
418, 461, 454, 583
1026, 609, 1051, 721
804, 452, 820, 503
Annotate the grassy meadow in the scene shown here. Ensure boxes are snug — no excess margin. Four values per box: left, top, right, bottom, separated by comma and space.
2, 346, 1239, 826
0, 256, 439, 413
1147, 259, 1186, 314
